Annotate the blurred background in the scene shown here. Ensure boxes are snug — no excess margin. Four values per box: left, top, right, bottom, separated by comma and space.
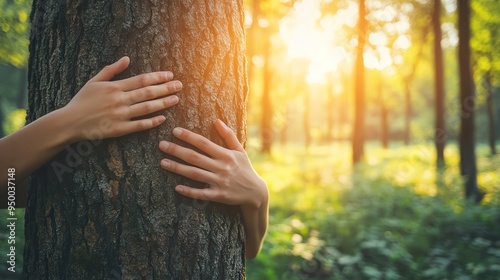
1, 0, 500, 279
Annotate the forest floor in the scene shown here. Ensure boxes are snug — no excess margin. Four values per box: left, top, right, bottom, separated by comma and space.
1, 142, 499, 279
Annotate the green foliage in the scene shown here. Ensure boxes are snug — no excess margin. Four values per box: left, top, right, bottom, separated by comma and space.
0, 0, 31, 68
247, 143, 500, 280
3, 109, 26, 135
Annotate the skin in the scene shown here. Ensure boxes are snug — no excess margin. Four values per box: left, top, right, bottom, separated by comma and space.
158, 120, 269, 259
0, 56, 181, 186
1, 56, 269, 259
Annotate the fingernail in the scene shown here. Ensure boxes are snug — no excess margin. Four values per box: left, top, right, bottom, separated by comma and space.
159, 141, 170, 150
176, 186, 184, 193
173, 81, 182, 91
165, 71, 173, 80
173, 127, 182, 136
168, 95, 179, 104
161, 159, 170, 168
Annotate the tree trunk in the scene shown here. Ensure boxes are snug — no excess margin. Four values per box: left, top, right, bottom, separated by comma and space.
379, 73, 388, 149
304, 88, 311, 148
485, 70, 497, 155
260, 29, 273, 154
326, 78, 334, 142
403, 82, 411, 145
433, 0, 446, 168
24, 1, 248, 279
458, 0, 480, 201
352, 0, 366, 165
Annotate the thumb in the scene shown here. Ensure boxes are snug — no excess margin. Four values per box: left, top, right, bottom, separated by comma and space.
215, 119, 245, 152
89, 56, 130, 82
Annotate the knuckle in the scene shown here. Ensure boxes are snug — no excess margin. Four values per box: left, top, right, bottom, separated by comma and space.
138, 75, 149, 87
186, 151, 201, 163
144, 87, 155, 99
189, 168, 202, 179
137, 120, 151, 130
142, 102, 153, 113
198, 137, 210, 149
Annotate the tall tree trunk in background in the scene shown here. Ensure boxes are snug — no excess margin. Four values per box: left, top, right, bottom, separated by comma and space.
403, 26, 427, 146
433, 0, 446, 168
403, 81, 411, 145
326, 78, 334, 142
458, 0, 480, 201
261, 28, 273, 154
280, 105, 288, 145
352, 0, 366, 165
304, 88, 311, 148
24, 1, 247, 279
378, 72, 388, 149
485, 70, 497, 155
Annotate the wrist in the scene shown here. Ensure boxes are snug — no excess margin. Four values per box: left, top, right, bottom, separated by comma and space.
242, 177, 268, 210
49, 107, 81, 145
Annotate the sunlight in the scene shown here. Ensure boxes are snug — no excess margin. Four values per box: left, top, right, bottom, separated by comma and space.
279, 0, 352, 84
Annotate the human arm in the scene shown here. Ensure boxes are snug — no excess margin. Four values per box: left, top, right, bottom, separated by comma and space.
158, 119, 269, 259
0, 56, 182, 204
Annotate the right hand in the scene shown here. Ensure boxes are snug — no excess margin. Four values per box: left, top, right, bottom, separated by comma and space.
64, 56, 182, 141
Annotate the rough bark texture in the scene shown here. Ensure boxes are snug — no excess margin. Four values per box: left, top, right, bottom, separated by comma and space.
433, 0, 446, 168
458, 0, 480, 201
352, 0, 366, 165
24, 0, 248, 279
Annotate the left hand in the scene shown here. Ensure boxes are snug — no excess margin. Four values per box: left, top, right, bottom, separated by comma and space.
159, 119, 267, 209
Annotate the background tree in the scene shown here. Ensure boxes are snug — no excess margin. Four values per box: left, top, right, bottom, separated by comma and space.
352, 0, 367, 164
472, 0, 500, 156
24, 0, 247, 278
458, 0, 480, 201
433, 0, 446, 167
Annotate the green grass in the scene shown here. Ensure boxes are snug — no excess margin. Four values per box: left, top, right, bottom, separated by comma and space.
246, 142, 500, 280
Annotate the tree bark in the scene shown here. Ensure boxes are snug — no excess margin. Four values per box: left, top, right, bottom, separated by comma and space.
352, 0, 366, 165
485, 70, 497, 155
24, 0, 248, 279
433, 0, 446, 168
458, 0, 480, 201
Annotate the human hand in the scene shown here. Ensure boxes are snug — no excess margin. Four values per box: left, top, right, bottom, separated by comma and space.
159, 120, 268, 209
64, 56, 182, 142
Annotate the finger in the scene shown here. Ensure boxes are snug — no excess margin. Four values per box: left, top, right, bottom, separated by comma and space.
159, 141, 218, 171
115, 115, 166, 136
215, 119, 245, 152
172, 127, 226, 158
160, 159, 218, 183
128, 95, 179, 118
89, 56, 130, 82
125, 80, 182, 105
175, 185, 219, 202
118, 71, 176, 92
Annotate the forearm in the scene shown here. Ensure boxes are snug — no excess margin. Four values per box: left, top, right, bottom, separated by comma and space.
241, 178, 269, 259
0, 107, 76, 188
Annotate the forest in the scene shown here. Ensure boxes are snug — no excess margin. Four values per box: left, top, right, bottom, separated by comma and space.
1, 0, 499, 279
